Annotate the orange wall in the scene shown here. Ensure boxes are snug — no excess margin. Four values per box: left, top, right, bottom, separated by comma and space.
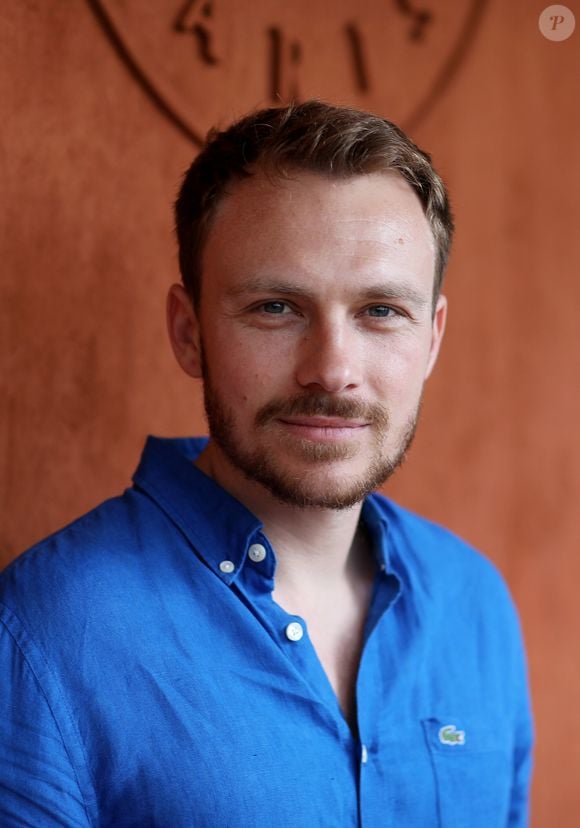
1, 2, 579, 823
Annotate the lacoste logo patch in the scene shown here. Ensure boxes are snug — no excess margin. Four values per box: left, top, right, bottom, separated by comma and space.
438, 724, 466, 746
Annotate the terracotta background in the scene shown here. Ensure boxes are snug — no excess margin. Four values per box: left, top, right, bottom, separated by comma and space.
1, 1, 579, 824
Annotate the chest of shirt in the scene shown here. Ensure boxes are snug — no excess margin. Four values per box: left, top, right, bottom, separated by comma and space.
55, 559, 514, 827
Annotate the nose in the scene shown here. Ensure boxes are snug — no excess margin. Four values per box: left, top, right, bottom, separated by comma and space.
294, 319, 362, 393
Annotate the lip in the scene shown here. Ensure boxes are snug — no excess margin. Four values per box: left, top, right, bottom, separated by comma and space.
279, 417, 369, 428
277, 417, 370, 442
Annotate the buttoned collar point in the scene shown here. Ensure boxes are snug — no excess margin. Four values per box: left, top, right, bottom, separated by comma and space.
132, 436, 269, 585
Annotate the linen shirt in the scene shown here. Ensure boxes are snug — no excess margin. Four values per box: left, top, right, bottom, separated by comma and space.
0, 436, 533, 827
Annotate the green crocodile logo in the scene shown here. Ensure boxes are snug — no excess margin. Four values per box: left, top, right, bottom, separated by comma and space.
438, 725, 466, 745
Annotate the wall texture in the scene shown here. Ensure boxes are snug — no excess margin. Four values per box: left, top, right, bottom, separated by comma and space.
1, 1, 579, 823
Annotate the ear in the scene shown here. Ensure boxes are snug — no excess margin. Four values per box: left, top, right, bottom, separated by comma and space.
166, 284, 203, 379
424, 294, 447, 380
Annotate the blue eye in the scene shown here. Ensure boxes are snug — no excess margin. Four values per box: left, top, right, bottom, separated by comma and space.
367, 305, 394, 317
261, 301, 288, 314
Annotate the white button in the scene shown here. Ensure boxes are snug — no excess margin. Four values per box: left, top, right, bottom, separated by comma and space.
285, 622, 304, 642
219, 560, 235, 574
248, 543, 267, 563
361, 744, 368, 764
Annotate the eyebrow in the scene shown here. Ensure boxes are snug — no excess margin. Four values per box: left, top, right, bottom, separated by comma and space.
226, 277, 429, 309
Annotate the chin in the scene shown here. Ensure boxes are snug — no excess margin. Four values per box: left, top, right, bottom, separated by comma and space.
242, 452, 401, 511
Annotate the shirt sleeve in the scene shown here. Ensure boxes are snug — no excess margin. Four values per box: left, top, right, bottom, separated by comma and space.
0, 605, 93, 827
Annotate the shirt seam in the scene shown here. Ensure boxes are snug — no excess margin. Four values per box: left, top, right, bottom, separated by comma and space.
0, 603, 98, 826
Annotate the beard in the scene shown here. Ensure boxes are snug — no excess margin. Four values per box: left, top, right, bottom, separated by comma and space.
200, 354, 420, 511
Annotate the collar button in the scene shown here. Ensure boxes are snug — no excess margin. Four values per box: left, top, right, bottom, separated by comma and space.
248, 543, 267, 563
285, 622, 304, 642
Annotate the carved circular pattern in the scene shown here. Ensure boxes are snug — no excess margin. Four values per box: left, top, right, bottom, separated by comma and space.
89, 0, 487, 144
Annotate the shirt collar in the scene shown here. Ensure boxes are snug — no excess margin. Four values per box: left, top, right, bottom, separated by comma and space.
361, 495, 392, 573
132, 436, 264, 585
132, 436, 397, 583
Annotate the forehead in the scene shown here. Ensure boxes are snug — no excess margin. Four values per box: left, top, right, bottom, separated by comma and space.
201, 170, 436, 295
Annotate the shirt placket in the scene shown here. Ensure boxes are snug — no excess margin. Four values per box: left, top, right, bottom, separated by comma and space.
235, 532, 355, 744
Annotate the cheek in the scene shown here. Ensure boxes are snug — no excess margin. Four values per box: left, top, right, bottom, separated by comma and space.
366, 339, 431, 402
208, 330, 294, 400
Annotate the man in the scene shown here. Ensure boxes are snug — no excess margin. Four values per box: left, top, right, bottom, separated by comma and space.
0, 101, 532, 826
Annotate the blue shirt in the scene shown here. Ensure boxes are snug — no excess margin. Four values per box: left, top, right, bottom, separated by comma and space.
0, 437, 532, 827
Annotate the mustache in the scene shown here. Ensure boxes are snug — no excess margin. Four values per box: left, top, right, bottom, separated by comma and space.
255, 394, 390, 428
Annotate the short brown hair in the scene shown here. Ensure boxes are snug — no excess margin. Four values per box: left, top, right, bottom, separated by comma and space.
175, 100, 453, 309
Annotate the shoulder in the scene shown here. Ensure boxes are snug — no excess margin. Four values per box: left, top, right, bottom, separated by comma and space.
369, 492, 516, 614
0, 487, 173, 637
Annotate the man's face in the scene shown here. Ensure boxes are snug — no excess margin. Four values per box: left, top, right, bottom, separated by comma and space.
185, 169, 446, 509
